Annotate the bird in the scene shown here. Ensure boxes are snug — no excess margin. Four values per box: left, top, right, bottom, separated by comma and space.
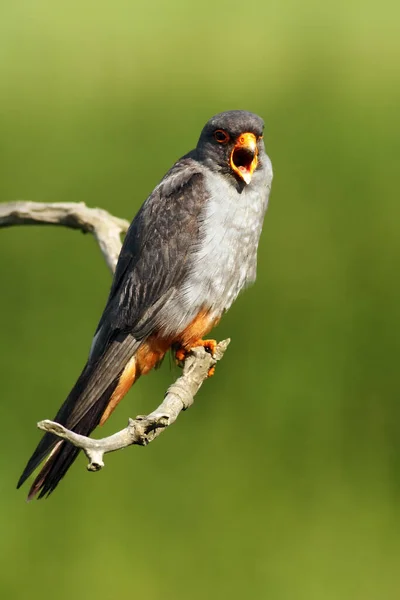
17, 109, 273, 499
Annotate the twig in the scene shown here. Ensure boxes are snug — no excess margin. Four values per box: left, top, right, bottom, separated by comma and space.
38, 339, 230, 471
1, 200, 230, 473
0, 201, 129, 273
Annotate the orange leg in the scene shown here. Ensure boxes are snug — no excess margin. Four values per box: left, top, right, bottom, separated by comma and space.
174, 309, 221, 376
175, 347, 187, 364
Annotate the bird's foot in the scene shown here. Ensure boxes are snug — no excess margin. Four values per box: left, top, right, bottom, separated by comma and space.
175, 339, 217, 377
175, 347, 187, 364
196, 338, 217, 357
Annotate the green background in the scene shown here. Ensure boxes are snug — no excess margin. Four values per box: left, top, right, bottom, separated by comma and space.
1, 1, 399, 598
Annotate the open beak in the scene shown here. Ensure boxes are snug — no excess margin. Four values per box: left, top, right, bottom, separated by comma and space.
230, 132, 258, 184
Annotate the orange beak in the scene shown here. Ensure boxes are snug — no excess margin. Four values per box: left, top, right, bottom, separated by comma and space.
230, 132, 258, 184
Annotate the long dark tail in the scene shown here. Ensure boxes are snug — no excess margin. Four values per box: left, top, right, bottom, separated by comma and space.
17, 334, 138, 499
17, 368, 118, 500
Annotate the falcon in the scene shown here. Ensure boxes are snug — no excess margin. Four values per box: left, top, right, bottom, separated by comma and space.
17, 110, 273, 499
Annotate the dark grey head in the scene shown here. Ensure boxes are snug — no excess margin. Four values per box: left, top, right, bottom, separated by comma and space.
196, 110, 265, 185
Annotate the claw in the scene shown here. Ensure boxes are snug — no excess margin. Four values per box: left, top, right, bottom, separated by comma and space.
207, 366, 216, 378
197, 339, 217, 357
175, 347, 187, 364
175, 339, 218, 376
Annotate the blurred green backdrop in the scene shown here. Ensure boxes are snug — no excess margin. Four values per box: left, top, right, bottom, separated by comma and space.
1, 1, 400, 598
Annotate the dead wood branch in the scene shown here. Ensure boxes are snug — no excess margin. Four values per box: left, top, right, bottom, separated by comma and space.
0, 201, 129, 272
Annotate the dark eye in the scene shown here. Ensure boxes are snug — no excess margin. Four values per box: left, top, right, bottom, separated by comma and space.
214, 129, 230, 143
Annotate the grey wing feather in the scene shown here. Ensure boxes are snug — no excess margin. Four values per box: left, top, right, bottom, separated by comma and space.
91, 157, 208, 357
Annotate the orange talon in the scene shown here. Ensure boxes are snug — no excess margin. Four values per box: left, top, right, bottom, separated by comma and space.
193, 339, 217, 377
175, 347, 187, 364
175, 339, 218, 375
195, 339, 217, 357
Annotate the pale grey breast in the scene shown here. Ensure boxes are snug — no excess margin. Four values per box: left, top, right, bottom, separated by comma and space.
178, 154, 272, 324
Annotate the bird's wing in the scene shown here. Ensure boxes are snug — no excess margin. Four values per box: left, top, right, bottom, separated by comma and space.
91, 157, 208, 356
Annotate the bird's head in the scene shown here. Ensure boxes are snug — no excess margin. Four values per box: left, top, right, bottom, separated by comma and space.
196, 110, 265, 185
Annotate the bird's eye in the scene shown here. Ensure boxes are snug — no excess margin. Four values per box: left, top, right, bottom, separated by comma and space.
214, 129, 230, 143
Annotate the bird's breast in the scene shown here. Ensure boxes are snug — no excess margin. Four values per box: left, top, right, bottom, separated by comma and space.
184, 170, 269, 318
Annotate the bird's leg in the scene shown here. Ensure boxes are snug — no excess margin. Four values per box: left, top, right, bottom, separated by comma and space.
175, 347, 187, 364
175, 339, 217, 377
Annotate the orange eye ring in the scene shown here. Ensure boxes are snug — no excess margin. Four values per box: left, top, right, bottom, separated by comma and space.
214, 129, 230, 143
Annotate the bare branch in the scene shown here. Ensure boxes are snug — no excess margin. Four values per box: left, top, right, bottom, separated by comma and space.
38, 339, 230, 471
1, 200, 231, 473
0, 201, 129, 273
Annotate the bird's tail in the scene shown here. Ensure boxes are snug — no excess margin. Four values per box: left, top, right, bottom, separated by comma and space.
18, 368, 118, 500
17, 334, 138, 499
